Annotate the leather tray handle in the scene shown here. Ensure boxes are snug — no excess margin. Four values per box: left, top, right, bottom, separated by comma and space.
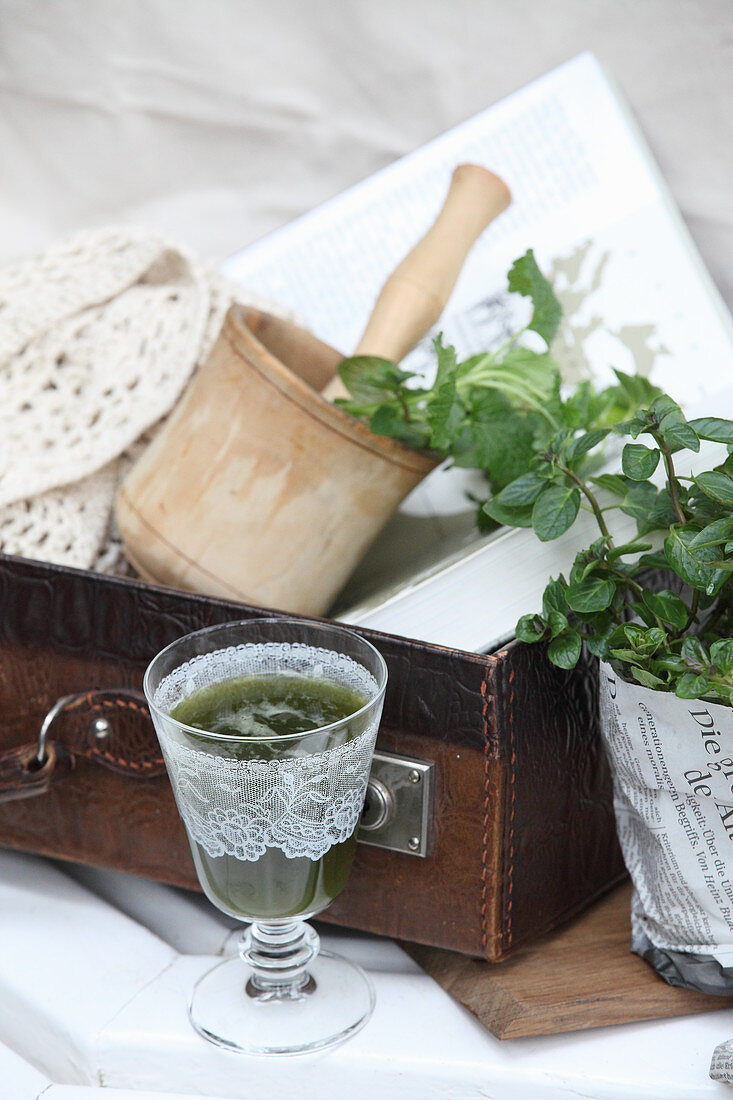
0, 688, 166, 805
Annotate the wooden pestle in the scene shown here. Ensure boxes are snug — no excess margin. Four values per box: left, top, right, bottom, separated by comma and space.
321, 163, 511, 401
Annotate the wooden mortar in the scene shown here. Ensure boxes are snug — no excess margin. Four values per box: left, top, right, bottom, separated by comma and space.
116, 165, 510, 615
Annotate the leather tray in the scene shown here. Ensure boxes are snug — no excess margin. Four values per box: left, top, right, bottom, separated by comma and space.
0, 552, 625, 961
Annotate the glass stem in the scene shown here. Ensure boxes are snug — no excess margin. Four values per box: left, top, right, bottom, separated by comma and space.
240, 919, 319, 1002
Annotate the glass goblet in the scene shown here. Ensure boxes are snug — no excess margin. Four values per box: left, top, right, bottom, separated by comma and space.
144, 618, 387, 1056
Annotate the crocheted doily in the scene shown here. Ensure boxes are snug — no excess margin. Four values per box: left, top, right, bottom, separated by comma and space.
0, 227, 247, 573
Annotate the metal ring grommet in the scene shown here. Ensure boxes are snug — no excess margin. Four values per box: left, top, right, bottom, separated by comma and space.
36, 693, 86, 766
24, 741, 57, 777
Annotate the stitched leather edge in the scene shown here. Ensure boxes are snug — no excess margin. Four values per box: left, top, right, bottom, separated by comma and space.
479, 661, 506, 961
494, 649, 628, 955
480, 674, 491, 953
86, 696, 163, 771
506, 665, 516, 950
486, 648, 516, 961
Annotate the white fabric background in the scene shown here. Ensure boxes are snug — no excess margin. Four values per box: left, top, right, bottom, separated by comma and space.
0, 0, 731, 308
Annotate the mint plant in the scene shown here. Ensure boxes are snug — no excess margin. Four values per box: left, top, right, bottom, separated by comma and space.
336, 250, 658, 499
336, 248, 733, 705
488, 400, 733, 705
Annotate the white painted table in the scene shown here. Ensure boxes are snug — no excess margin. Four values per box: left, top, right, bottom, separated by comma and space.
0, 850, 731, 1098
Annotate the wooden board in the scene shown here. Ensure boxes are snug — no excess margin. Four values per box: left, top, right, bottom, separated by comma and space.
404, 882, 733, 1039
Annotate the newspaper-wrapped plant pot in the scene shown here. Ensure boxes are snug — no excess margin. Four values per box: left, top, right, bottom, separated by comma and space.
473, 368, 733, 1001
600, 660, 733, 995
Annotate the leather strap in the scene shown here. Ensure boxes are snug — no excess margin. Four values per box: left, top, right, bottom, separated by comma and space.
0, 688, 165, 804
0, 742, 70, 803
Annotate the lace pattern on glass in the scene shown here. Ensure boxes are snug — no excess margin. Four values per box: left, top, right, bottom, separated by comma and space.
154, 642, 380, 862
160, 724, 377, 861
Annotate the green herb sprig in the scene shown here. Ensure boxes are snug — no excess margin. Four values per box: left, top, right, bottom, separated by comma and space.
336, 250, 659, 500
496, 401, 733, 705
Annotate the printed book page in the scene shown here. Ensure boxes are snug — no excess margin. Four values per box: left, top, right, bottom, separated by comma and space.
223, 51, 732, 400
222, 52, 733, 648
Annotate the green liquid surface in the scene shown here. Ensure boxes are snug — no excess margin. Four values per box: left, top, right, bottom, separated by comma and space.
171, 672, 367, 920
171, 672, 366, 739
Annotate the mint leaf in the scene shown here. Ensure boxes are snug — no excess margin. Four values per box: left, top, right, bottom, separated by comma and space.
615, 370, 663, 410
515, 614, 547, 643
632, 668, 667, 689
547, 610, 569, 638
681, 636, 709, 664
566, 576, 616, 613
645, 488, 681, 532
620, 481, 658, 525
689, 517, 733, 549
710, 639, 733, 674
694, 471, 733, 507
606, 539, 653, 561
368, 405, 431, 449
542, 577, 568, 618
629, 626, 667, 655
641, 589, 688, 629
586, 623, 617, 659
564, 429, 610, 465
451, 410, 537, 487
589, 473, 631, 498
675, 672, 710, 699
507, 249, 561, 345
622, 443, 660, 480
688, 417, 733, 444
482, 497, 534, 528
532, 485, 581, 541
662, 421, 700, 452
547, 629, 582, 669
664, 527, 728, 594
336, 251, 567, 490
494, 472, 549, 508
424, 337, 463, 451
650, 394, 683, 421
337, 356, 410, 406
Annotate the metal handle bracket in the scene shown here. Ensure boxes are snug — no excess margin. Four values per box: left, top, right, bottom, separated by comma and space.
357, 750, 434, 857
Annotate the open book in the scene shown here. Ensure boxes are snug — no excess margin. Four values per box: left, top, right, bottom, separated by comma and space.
222, 52, 733, 653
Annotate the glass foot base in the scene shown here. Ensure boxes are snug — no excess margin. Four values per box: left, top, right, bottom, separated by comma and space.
188, 949, 375, 1056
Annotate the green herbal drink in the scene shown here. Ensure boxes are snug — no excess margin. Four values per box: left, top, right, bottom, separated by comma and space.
171, 673, 367, 920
